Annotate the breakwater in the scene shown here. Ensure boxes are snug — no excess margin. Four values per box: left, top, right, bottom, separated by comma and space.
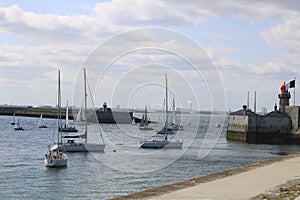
0, 106, 74, 119
0, 106, 135, 123
226, 105, 300, 144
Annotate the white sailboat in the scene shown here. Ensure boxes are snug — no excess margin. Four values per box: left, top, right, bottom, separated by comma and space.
14, 117, 24, 130
139, 106, 153, 130
157, 74, 175, 135
62, 68, 105, 152
11, 113, 16, 125
140, 74, 183, 149
60, 100, 78, 132
38, 113, 47, 128
45, 70, 68, 168
139, 134, 183, 149
132, 117, 137, 125
170, 97, 183, 131
75, 103, 85, 123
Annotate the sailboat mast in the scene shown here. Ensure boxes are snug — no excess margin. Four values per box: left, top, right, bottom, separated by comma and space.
66, 100, 69, 127
83, 68, 88, 141
165, 74, 168, 127
172, 97, 176, 124
145, 106, 148, 126
58, 70, 62, 146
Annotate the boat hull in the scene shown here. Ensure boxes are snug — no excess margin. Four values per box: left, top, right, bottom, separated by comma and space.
157, 129, 175, 134
63, 142, 105, 152
140, 141, 168, 148
45, 158, 67, 167
44, 150, 68, 167
139, 126, 154, 130
60, 127, 78, 132
140, 140, 183, 149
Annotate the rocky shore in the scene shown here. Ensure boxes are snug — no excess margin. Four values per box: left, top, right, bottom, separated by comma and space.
251, 177, 300, 200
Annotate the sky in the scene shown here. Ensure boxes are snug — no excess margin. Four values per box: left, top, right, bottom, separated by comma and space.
0, 0, 299, 112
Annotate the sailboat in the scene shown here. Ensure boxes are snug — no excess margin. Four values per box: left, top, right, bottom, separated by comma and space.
38, 113, 47, 128
14, 117, 24, 130
157, 74, 175, 135
132, 117, 137, 125
62, 68, 105, 152
139, 74, 183, 149
45, 70, 68, 168
139, 134, 183, 148
139, 106, 153, 130
75, 103, 85, 123
170, 97, 183, 131
11, 113, 16, 125
60, 100, 78, 132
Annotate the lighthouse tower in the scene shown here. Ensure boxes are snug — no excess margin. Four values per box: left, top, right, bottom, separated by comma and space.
278, 89, 290, 112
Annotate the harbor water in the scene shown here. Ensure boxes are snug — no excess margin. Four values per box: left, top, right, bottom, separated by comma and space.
1, 114, 300, 199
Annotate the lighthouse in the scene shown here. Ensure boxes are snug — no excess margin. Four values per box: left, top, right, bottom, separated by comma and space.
278, 83, 291, 112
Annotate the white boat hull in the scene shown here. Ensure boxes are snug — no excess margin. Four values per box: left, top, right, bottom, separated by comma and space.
44, 151, 68, 168
63, 142, 105, 152
45, 158, 68, 167
139, 126, 154, 130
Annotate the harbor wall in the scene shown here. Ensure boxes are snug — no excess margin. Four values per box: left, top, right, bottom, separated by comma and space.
285, 106, 300, 134
0, 106, 134, 124
227, 115, 248, 141
226, 107, 295, 144
0, 106, 72, 119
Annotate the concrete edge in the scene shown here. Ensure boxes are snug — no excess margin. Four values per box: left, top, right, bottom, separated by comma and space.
111, 152, 300, 200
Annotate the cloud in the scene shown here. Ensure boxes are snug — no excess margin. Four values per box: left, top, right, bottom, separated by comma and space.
0, 2, 206, 45
0, 1, 297, 46
0, 4, 116, 45
261, 13, 300, 60
252, 62, 296, 78
0, 1, 300, 108
93, 0, 204, 26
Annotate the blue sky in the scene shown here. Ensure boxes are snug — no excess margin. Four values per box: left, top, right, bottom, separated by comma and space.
0, 1, 299, 112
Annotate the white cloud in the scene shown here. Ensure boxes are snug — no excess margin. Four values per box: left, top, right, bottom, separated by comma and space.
261, 13, 300, 65
0, 4, 116, 45
0, 1, 300, 108
93, 0, 204, 26
252, 62, 296, 77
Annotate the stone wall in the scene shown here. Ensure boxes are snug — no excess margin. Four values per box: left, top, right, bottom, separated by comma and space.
285, 106, 300, 134
227, 115, 248, 133
256, 115, 291, 134
227, 111, 292, 144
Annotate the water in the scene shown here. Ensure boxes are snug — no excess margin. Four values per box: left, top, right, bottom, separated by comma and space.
1, 114, 300, 199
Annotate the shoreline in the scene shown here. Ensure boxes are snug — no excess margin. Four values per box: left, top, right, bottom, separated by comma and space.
112, 152, 300, 200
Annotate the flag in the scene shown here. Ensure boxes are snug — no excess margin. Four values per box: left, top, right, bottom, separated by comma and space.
286, 80, 296, 90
